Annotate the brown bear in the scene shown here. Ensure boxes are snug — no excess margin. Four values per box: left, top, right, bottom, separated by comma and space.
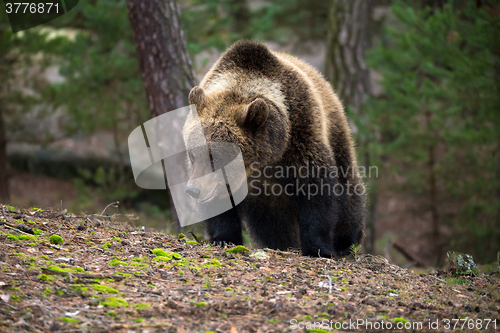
183, 40, 365, 257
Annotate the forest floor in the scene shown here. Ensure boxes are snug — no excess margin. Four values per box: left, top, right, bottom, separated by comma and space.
0, 204, 499, 333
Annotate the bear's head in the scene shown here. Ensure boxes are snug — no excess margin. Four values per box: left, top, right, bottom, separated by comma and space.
182, 85, 290, 202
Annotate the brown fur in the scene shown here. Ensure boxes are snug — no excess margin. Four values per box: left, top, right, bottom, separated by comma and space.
184, 41, 365, 257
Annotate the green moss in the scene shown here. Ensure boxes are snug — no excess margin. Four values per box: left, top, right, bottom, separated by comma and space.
19, 235, 37, 241
49, 234, 64, 245
26, 243, 36, 246
10, 295, 21, 302
7, 235, 18, 241
132, 256, 149, 262
42, 288, 52, 296
226, 245, 250, 253
107, 310, 117, 317
113, 237, 122, 242
101, 242, 112, 249
134, 318, 143, 323
393, 317, 408, 324
31, 207, 43, 212
177, 233, 186, 239
152, 256, 171, 262
151, 248, 168, 257
60, 317, 79, 323
102, 297, 129, 307
70, 285, 89, 292
185, 240, 198, 245
5, 206, 15, 211
195, 302, 208, 307
203, 258, 222, 268
46, 265, 84, 274
32, 228, 43, 235
93, 284, 118, 294
135, 303, 151, 311
114, 272, 132, 277
130, 262, 149, 269
108, 259, 128, 266
38, 274, 55, 282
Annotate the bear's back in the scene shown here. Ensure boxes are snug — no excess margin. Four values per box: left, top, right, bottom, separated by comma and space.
199, 41, 357, 170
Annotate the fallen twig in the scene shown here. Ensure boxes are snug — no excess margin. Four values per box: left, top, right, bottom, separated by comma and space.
100, 201, 119, 217
41, 242, 69, 251
263, 248, 295, 257
41, 268, 126, 281
0, 298, 18, 310
0, 221, 34, 236
187, 231, 202, 243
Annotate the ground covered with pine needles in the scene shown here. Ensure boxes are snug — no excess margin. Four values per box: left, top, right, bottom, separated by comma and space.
0, 204, 499, 332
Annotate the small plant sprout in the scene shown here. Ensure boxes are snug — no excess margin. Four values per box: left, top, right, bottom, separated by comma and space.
350, 243, 362, 259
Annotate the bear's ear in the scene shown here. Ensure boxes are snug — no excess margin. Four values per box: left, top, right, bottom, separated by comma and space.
238, 98, 269, 129
189, 86, 206, 107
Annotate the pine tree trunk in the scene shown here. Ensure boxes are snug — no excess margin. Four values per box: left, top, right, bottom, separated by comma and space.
325, 0, 375, 253
0, 108, 9, 203
325, 0, 372, 115
126, 0, 195, 232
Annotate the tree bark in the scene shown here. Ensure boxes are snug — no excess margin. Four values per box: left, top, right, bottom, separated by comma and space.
325, 0, 373, 116
126, 0, 195, 116
325, 0, 375, 253
126, 0, 195, 232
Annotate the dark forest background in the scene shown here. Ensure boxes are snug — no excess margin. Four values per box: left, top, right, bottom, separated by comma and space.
1, 0, 499, 268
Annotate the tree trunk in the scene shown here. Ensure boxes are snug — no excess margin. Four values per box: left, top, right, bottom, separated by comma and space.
325, 0, 373, 116
126, 0, 195, 232
325, 0, 375, 253
0, 108, 9, 203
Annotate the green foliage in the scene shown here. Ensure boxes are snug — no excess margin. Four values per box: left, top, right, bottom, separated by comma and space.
447, 251, 479, 276
181, 0, 329, 57
365, 0, 500, 262
350, 244, 362, 259
445, 276, 470, 286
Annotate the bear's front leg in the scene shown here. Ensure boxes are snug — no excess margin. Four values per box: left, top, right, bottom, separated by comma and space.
295, 194, 338, 258
205, 207, 242, 246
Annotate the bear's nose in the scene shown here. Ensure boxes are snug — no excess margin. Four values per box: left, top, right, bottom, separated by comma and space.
186, 185, 201, 198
